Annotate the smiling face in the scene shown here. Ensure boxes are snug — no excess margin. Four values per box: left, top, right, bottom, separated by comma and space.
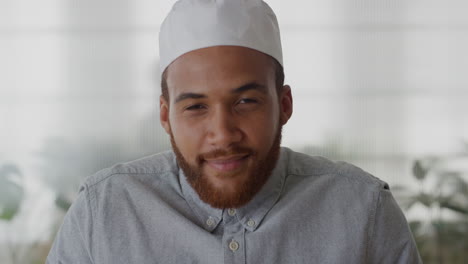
160, 46, 292, 208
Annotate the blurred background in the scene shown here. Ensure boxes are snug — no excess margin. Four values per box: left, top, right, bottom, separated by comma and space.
1, 0, 467, 263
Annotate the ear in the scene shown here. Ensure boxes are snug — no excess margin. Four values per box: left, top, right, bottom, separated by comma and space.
279, 85, 293, 125
159, 95, 171, 135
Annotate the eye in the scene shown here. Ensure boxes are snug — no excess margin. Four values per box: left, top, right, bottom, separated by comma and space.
185, 104, 206, 111
238, 98, 258, 104
235, 97, 261, 112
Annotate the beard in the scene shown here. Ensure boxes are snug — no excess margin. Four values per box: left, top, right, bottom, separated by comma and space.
170, 124, 283, 209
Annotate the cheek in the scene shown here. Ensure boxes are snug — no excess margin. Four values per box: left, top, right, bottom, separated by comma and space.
169, 116, 204, 158
243, 113, 279, 148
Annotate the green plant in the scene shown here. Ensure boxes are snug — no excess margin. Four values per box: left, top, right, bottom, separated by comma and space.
0, 164, 23, 221
395, 155, 468, 264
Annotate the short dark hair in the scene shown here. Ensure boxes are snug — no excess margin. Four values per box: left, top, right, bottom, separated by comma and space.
161, 57, 284, 102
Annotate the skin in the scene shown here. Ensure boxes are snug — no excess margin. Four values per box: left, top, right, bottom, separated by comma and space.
160, 46, 293, 208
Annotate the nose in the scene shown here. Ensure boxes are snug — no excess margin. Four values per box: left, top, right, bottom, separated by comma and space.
207, 107, 243, 148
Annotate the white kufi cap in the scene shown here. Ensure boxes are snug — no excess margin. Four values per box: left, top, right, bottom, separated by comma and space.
159, 0, 282, 74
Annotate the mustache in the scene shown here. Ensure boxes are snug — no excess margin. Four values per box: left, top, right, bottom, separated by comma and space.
197, 146, 254, 163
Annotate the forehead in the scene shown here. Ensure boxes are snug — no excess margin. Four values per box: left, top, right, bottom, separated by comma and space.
165, 46, 276, 97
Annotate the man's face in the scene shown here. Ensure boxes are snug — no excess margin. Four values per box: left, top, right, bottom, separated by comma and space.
160, 46, 292, 208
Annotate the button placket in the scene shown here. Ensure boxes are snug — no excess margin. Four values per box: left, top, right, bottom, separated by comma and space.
222, 225, 246, 264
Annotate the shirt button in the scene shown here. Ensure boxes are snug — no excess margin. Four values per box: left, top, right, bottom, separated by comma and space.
206, 217, 215, 227
228, 209, 236, 216
247, 219, 256, 227
229, 240, 239, 252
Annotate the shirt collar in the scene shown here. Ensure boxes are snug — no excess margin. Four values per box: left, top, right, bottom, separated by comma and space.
179, 167, 223, 232
178, 147, 288, 232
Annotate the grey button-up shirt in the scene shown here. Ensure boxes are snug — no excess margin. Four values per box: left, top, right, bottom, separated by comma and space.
47, 147, 421, 263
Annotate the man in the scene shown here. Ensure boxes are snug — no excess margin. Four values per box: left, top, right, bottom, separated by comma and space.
47, 0, 421, 263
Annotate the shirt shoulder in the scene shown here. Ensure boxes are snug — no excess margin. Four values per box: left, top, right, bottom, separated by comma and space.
81, 150, 179, 190
274, 148, 421, 263
283, 147, 389, 191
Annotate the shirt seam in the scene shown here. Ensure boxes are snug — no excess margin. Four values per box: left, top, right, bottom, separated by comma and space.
86, 170, 176, 189
323, 165, 384, 263
82, 184, 96, 264
333, 166, 382, 263
285, 172, 330, 178
365, 187, 381, 263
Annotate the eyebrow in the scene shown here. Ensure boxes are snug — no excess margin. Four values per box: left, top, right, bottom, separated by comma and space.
174, 82, 267, 104
174, 93, 207, 104
231, 82, 267, 94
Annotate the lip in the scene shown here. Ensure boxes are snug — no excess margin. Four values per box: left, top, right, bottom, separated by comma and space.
204, 154, 249, 172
